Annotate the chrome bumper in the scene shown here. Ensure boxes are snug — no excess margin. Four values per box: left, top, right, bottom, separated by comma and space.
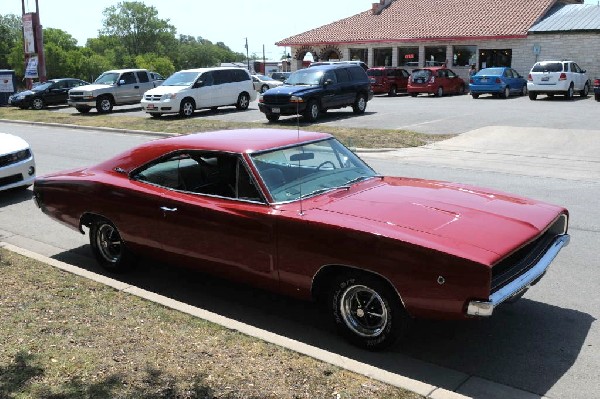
467, 234, 570, 316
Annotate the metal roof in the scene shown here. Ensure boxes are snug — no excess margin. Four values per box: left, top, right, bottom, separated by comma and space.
529, 4, 600, 32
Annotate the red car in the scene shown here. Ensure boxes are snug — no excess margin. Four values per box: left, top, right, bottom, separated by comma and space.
367, 67, 409, 96
33, 129, 570, 350
408, 67, 466, 97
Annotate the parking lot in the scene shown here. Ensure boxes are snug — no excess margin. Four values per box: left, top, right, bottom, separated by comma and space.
52, 90, 600, 135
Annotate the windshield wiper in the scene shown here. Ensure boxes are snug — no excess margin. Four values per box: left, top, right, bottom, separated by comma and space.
337, 175, 381, 189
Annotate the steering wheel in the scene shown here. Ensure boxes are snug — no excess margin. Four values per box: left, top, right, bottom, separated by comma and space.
316, 161, 336, 171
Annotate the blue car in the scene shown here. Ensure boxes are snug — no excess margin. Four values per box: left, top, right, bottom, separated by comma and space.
469, 67, 527, 99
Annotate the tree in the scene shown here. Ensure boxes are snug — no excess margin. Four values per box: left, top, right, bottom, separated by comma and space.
135, 53, 174, 77
100, 1, 177, 59
0, 14, 21, 69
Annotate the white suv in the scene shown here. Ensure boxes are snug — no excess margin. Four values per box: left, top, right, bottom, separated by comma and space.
527, 61, 590, 100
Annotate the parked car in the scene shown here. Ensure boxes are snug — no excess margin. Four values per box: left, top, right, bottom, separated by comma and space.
407, 67, 465, 97
68, 69, 164, 114
258, 64, 373, 122
594, 78, 600, 101
8, 78, 88, 110
469, 67, 527, 99
0, 133, 35, 191
367, 67, 409, 96
252, 74, 283, 93
141, 67, 256, 118
33, 128, 570, 350
270, 71, 291, 82
527, 60, 590, 100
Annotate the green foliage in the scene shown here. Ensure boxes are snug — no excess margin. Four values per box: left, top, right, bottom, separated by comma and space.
0, 3, 249, 80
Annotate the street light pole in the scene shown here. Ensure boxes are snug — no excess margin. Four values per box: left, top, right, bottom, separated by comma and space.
245, 38, 250, 71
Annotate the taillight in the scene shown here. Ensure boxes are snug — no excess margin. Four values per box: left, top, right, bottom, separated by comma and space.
469, 78, 474, 84
495, 78, 502, 84
559, 73, 567, 80
528, 73, 532, 81
594, 79, 600, 86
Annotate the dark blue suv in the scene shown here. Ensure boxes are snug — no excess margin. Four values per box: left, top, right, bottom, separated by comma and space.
258, 64, 373, 122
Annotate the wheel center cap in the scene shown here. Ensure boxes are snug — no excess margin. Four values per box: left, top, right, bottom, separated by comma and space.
356, 308, 365, 318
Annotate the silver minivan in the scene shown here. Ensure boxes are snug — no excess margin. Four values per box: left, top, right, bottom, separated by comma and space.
141, 67, 256, 117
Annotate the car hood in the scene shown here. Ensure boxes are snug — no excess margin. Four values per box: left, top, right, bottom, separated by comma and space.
264, 84, 318, 96
144, 85, 189, 95
13, 90, 34, 97
71, 84, 112, 92
311, 177, 564, 263
0, 133, 29, 154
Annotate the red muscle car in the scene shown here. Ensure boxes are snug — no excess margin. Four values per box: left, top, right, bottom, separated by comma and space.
33, 129, 570, 350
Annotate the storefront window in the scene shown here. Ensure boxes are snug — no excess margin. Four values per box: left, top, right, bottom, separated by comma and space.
479, 49, 512, 69
398, 47, 419, 67
349, 48, 368, 65
453, 45, 476, 67
373, 47, 392, 66
424, 46, 447, 66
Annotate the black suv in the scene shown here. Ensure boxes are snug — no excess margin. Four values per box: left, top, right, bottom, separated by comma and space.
258, 64, 373, 122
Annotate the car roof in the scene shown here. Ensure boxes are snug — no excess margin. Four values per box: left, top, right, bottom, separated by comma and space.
99, 129, 333, 172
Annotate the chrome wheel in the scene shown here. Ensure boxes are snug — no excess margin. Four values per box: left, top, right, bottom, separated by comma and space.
340, 285, 388, 337
96, 97, 113, 113
236, 93, 250, 110
95, 223, 122, 264
180, 100, 194, 117
32, 98, 44, 110
352, 94, 367, 114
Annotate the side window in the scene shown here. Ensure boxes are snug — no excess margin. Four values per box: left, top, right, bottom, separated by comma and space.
446, 69, 456, 78
54, 81, 67, 89
213, 70, 227, 85
136, 71, 150, 83
335, 69, 350, 83
234, 69, 250, 82
199, 71, 214, 86
348, 66, 367, 81
134, 153, 193, 190
323, 70, 337, 84
572, 63, 581, 73
402, 69, 409, 78
120, 72, 137, 85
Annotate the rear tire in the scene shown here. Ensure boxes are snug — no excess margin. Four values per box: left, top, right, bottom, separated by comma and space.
502, 86, 510, 99
89, 218, 135, 273
529, 92, 537, 100
595, 93, 600, 102
266, 113, 280, 122
565, 84, 574, 100
410, 93, 418, 97
436, 86, 444, 97
329, 272, 410, 350
352, 94, 367, 114
520, 85, 527, 96
388, 85, 397, 96
471, 93, 479, 99
149, 113, 162, 118
235, 92, 250, 110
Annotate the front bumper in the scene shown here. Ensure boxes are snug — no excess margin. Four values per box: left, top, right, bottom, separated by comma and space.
467, 233, 570, 316
0, 156, 36, 191
68, 99, 96, 108
141, 100, 176, 114
258, 102, 307, 116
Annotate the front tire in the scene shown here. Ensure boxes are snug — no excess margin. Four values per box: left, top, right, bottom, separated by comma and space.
32, 98, 44, 110
89, 219, 135, 272
260, 84, 269, 93
96, 96, 113, 113
565, 84, 574, 100
471, 93, 479, 99
352, 94, 367, 114
235, 92, 250, 110
580, 83, 589, 97
179, 98, 195, 117
502, 86, 510, 99
266, 113, 280, 122
303, 99, 320, 122
329, 273, 410, 350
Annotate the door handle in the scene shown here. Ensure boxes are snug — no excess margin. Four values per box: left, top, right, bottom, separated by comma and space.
160, 206, 177, 212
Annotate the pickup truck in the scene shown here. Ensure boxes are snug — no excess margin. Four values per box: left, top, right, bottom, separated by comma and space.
68, 69, 164, 113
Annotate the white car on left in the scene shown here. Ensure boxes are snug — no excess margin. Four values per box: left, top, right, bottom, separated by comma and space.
0, 133, 36, 191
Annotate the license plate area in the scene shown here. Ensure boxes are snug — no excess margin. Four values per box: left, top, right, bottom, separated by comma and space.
147, 104, 155, 109
271, 107, 280, 114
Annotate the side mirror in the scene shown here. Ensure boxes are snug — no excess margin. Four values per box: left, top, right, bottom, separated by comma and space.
118, 79, 126, 86
193, 80, 203, 88
324, 79, 334, 86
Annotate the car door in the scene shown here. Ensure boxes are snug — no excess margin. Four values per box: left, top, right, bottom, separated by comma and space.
445, 69, 462, 93
131, 151, 278, 289
43, 81, 65, 105
321, 70, 341, 108
571, 63, 585, 91
193, 71, 217, 108
334, 68, 355, 106
115, 71, 140, 103
135, 71, 154, 99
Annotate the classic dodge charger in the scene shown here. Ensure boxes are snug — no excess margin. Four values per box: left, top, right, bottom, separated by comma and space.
33, 129, 570, 349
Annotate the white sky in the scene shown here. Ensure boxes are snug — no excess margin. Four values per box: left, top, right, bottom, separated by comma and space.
4, 0, 599, 60
4, 0, 370, 60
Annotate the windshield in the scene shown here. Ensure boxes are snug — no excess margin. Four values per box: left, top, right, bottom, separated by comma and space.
94, 73, 120, 85
285, 69, 324, 86
367, 70, 383, 77
250, 138, 377, 203
162, 71, 201, 86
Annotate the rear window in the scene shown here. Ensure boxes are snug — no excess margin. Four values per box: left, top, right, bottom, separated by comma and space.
532, 62, 563, 73
411, 69, 432, 80
347, 66, 368, 82
367, 69, 383, 77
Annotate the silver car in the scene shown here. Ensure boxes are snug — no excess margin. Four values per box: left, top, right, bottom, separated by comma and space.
252, 74, 283, 93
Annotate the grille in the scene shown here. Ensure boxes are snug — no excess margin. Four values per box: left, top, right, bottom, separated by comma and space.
69, 91, 83, 97
0, 174, 23, 187
491, 215, 567, 292
145, 94, 162, 101
0, 149, 31, 168
262, 94, 291, 105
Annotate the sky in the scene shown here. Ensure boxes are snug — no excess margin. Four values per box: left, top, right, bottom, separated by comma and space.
4, 0, 599, 61
3, 0, 370, 60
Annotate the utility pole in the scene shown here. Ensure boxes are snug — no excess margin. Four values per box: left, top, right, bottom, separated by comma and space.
245, 38, 250, 72
22, 0, 46, 88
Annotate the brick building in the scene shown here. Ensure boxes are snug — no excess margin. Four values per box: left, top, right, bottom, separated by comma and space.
276, 0, 600, 80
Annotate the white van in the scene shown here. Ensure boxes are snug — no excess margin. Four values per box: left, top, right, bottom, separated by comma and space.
141, 67, 256, 117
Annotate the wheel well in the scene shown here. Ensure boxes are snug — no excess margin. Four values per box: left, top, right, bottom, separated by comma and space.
79, 212, 106, 234
311, 265, 404, 306
181, 97, 196, 107
98, 94, 114, 103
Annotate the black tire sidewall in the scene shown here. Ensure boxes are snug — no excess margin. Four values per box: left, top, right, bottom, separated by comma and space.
329, 273, 407, 350
89, 219, 133, 273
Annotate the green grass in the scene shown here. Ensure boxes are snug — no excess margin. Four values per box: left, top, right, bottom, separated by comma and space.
0, 106, 454, 149
0, 248, 423, 399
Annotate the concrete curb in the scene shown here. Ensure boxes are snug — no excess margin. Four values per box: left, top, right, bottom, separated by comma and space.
0, 241, 468, 399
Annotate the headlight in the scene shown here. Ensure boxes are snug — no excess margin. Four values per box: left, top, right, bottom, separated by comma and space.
82, 92, 94, 100
163, 93, 177, 100
290, 95, 304, 103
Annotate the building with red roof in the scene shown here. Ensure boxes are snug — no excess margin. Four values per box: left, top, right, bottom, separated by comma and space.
276, 0, 600, 79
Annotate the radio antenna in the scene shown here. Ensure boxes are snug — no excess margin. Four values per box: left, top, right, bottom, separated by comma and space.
297, 99, 304, 216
